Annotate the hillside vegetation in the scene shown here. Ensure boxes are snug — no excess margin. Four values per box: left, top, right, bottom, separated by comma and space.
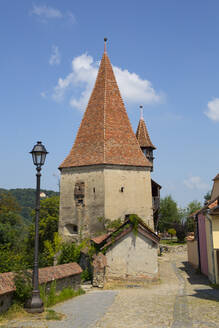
0, 188, 59, 224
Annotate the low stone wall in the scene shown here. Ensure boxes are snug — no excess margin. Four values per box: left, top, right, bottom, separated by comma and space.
0, 293, 13, 314
160, 244, 187, 254
0, 262, 82, 314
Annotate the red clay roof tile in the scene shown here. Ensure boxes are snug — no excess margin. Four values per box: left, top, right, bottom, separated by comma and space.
136, 118, 156, 149
59, 52, 151, 168
0, 263, 82, 296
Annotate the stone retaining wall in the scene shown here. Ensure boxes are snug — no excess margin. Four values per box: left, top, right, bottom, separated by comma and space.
0, 262, 82, 314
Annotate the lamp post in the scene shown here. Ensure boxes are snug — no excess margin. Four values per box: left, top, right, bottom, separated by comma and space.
27, 141, 48, 313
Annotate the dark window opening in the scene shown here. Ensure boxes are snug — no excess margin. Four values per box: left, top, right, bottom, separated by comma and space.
72, 224, 78, 233
93, 187, 95, 193
120, 187, 124, 192
65, 223, 78, 235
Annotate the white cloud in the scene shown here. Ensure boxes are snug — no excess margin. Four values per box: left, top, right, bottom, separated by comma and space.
205, 98, 219, 122
31, 4, 62, 19
183, 176, 209, 190
52, 53, 162, 111
49, 46, 61, 66
30, 5, 76, 24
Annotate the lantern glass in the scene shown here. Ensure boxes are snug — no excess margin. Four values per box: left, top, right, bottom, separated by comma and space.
30, 141, 48, 167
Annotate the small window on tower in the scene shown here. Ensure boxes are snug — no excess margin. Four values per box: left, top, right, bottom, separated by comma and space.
73, 224, 78, 233
93, 187, 95, 193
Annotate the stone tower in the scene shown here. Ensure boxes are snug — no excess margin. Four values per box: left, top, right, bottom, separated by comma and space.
58, 42, 153, 241
136, 106, 156, 171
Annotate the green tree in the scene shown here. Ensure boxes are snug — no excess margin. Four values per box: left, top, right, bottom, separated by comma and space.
0, 192, 24, 248
185, 200, 202, 232
158, 195, 180, 232
25, 195, 59, 267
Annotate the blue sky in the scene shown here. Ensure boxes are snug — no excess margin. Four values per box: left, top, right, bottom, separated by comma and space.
1, 0, 219, 207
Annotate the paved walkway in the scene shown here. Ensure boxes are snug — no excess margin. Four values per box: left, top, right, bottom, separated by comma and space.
3, 249, 219, 328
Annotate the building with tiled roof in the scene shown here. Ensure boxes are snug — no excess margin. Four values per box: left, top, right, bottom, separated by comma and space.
211, 173, 219, 200
135, 106, 161, 231
136, 106, 156, 170
187, 173, 219, 284
58, 41, 154, 240
91, 215, 160, 286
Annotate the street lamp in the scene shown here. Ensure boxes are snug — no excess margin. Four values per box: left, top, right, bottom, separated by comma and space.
27, 141, 48, 313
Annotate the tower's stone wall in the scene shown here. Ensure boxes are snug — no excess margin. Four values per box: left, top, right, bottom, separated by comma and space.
59, 164, 153, 241
104, 165, 153, 229
59, 166, 105, 241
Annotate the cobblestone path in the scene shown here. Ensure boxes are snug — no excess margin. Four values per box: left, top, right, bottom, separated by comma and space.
3, 248, 219, 328
94, 250, 219, 328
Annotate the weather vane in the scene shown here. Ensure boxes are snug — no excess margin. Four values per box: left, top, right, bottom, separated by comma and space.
139, 105, 144, 119
104, 37, 108, 53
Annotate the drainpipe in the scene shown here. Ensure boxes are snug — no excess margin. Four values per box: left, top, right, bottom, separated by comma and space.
206, 210, 216, 284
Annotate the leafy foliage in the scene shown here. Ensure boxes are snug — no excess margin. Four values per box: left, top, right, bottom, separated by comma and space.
58, 242, 82, 265
26, 195, 59, 255
0, 188, 59, 224
13, 269, 32, 304
103, 217, 123, 231
40, 281, 85, 307
158, 196, 180, 232
185, 200, 202, 232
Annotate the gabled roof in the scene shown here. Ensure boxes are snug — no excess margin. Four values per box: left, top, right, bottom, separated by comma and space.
59, 50, 151, 169
91, 216, 160, 249
136, 118, 156, 150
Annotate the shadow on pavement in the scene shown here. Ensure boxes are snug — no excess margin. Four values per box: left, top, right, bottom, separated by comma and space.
178, 261, 209, 285
191, 288, 219, 302
178, 261, 219, 302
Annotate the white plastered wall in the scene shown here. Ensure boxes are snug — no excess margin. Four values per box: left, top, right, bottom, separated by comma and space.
105, 231, 158, 280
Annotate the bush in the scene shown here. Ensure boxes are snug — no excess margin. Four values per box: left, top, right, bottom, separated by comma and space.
58, 242, 81, 265
176, 228, 186, 242
13, 270, 32, 304
40, 281, 85, 307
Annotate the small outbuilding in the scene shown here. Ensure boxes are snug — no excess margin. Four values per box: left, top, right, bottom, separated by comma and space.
91, 216, 160, 287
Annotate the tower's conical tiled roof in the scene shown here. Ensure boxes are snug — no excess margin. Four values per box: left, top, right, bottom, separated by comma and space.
136, 118, 156, 150
59, 51, 151, 169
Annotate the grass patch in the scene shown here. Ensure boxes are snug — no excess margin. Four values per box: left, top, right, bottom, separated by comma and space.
45, 309, 63, 321
160, 239, 186, 246
40, 281, 85, 307
0, 303, 64, 325
0, 303, 30, 323
0, 284, 84, 324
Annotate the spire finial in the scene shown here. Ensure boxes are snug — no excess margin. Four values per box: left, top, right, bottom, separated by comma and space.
104, 37, 108, 53
140, 105, 144, 120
